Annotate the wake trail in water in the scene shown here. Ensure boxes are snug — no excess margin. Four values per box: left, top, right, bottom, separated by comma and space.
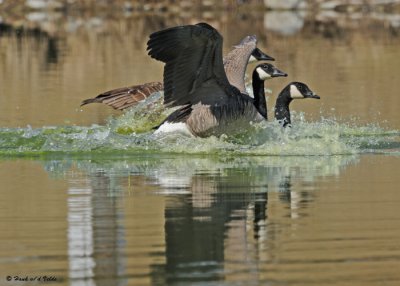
0, 95, 399, 157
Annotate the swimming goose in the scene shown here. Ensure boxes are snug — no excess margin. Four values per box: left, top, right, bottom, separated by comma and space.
80, 35, 273, 111
150, 24, 287, 137
155, 79, 320, 136
274, 82, 320, 127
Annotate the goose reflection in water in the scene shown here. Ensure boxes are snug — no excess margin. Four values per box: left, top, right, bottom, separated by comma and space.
46, 155, 358, 284
67, 172, 127, 286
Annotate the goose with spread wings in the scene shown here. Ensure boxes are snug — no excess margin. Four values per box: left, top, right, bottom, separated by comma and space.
81, 35, 273, 111
148, 23, 289, 137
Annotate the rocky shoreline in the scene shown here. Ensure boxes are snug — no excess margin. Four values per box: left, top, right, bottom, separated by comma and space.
1, 0, 400, 12
1, 0, 400, 49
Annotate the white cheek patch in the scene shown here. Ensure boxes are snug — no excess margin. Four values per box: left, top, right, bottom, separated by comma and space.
256, 67, 271, 80
290, 85, 304, 99
249, 55, 257, 63
155, 122, 193, 136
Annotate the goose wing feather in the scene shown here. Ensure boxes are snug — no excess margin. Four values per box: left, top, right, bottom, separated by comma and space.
80, 82, 163, 110
147, 23, 232, 107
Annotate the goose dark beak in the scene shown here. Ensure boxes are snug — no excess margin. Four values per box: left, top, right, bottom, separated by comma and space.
272, 68, 288, 78
252, 48, 275, 61
306, 92, 320, 99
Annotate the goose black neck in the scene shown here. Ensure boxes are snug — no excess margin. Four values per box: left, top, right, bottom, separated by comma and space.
274, 85, 293, 127
252, 71, 267, 120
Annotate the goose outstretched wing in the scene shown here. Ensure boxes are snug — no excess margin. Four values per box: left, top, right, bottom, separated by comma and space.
147, 23, 232, 107
80, 82, 163, 110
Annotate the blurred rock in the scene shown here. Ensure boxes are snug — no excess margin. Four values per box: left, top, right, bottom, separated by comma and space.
264, 11, 306, 35
316, 0, 400, 12
264, 0, 307, 10
0, 0, 399, 43
26, 0, 63, 9
0, 0, 400, 12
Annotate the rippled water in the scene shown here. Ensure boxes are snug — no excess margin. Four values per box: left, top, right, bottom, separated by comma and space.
0, 98, 399, 157
1, 155, 400, 285
1, 7, 400, 286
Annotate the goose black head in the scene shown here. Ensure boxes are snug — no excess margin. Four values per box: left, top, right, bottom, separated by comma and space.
249, 47, 275, 62
254, 63, 288, 81
289, 82, 320, 99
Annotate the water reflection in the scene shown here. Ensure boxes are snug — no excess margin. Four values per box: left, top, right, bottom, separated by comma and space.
41, 154, 357, 283
67, 170, 127, 286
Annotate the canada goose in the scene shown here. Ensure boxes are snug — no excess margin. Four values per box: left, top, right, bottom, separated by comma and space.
81, 35, 273, 111
274, 82, 320, 127
155, 78, 320, 137
151, 45, 287, 137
